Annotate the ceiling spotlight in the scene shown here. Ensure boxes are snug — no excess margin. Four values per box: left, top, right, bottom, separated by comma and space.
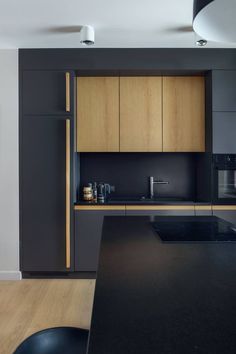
196, 39, 207, 47
80, 25, 95, 46
193, 0, 236, 43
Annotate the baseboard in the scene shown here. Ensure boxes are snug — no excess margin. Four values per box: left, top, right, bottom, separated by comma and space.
22, 271, 96, 279
0, 271, 22, 280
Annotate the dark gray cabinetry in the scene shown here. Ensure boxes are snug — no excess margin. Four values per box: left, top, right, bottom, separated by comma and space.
212, 71, 236, 112
213, 112, 236, 153
126, 209, 195, 217
75, 210, 125, 272
195, 208, 212, 216
20, 116, 74, 272
213, 209, 236, 226
211, 70, 236, 153
22, 70, 74, 115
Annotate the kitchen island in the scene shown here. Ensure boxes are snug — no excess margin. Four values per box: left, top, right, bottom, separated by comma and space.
87, 216, 236, 354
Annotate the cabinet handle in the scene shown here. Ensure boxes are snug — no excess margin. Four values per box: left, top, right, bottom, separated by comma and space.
65, 72, 70, 112
66, 119, 71, 268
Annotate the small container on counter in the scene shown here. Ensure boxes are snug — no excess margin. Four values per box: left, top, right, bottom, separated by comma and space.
93, 182, 98, 203
83, 185, 93, 202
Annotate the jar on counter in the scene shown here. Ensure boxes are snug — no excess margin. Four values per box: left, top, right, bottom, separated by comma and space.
83, 186, 93, 201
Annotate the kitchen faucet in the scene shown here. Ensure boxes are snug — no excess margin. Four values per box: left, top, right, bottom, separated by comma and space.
149, 176, 169, 199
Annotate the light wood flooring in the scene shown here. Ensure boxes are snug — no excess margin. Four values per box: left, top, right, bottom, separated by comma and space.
0, 279, 96, 354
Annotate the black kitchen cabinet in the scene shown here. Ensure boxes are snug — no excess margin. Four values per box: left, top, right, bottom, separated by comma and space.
212, 70, 236, 112
20, 116, 74, 272
22, 70, 74, 115
213, 112, 236, 153
126, 209, 195, 218
195, 209, 212, 216
212, 209, 236, 226
75, 209, 125, 272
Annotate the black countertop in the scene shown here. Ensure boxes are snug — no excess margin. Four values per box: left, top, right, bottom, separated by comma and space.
88, 216, 236, 354
75, 198, 211, 206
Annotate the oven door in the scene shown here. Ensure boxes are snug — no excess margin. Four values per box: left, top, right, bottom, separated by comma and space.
213, 168, 236, 203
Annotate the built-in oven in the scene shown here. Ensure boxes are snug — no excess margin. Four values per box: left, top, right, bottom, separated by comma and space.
213, 154, 236, 204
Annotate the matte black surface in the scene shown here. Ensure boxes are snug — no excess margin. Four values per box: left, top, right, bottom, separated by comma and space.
79, 153, 196, 200
19, 49, 236, 71
152, 216, 236, 242
75, 210, 125, 271
22, 71, 74, 115
21, 116, 74, 271
212, 70, 236, 112
13, 327, 88, 354
213, 112, 236, 153
125, 210, 195, 217
213, 210, 236, 226
88, 216, 236, 354
195, 153, 212, 202
76, 197, 198, 206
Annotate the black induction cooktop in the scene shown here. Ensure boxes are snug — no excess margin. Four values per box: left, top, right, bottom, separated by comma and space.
151, 216, 236, 242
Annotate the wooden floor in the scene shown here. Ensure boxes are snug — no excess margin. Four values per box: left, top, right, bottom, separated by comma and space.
0, 279, 96, 354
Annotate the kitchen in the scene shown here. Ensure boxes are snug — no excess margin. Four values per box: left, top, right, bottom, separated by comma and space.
20, 52, 236, 276
1, 0, 236, 353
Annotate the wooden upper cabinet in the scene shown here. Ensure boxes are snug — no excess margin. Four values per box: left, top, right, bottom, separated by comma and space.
163, 76, 205, 152
77, 77, 119, 152
120, 77, 162, 152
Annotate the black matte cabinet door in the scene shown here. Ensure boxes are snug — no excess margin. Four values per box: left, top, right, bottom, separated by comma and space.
212, 70, 236, 111
22, 70, 74, 115
213, 112, 236, 153
21, 117, 73, 271
213, 210, 236, 226
75, 210, 125, 272
126, 210, 195, 217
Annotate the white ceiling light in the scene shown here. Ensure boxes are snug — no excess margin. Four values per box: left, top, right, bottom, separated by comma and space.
80, 25, 95, 46
193, 0, 236, 43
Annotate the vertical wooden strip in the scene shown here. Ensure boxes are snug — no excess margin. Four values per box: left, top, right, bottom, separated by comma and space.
66, 72, 70, 112
66, 119, 71, 268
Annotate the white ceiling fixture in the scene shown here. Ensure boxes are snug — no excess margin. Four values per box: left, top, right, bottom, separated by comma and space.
80, 25, 95, 46
193, 0, 236, 43
0, 0, 236, 48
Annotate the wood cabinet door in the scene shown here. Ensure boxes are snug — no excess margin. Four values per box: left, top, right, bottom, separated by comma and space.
163, 76, 205, 152
77, 77, 119, 152
120, 77, 162, 152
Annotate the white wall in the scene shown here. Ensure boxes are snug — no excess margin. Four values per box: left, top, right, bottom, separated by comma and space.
0, 49, 20, 280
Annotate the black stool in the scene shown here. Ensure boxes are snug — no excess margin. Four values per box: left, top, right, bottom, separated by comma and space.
13, 327, 89, 354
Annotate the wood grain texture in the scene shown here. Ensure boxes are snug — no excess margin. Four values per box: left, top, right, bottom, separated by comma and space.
77, 77, 119, 152
0, 279, 95, 354
66, 119, 70, 268
125, 205, 195, 210
212, 205, 236, 210
65, 72, 70, 112
163, 76, 205, 152
74, 205, 126, 211
195, 205, 212, 211
120, 77, 162, 152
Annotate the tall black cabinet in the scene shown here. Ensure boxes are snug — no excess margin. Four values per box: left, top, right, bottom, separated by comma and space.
20, 70, 75, 274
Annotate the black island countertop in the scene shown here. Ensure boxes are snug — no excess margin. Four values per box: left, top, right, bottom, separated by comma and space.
88, 216, 236, 354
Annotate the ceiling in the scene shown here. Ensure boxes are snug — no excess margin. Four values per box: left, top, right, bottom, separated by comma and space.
0, 0, 235, 49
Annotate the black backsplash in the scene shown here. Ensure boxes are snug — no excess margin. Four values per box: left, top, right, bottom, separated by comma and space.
78, 153, 198, 200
